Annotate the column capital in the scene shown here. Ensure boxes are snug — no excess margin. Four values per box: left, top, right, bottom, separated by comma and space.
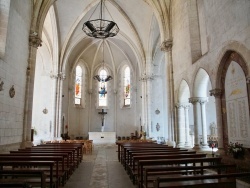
161, 39, 173, 52
58, 72, 66, 80
29, 32, 42, 48
209, 88, 223, 98
175, 103, 185, 109
183, 103, 191, 109
189, 97, 208, 104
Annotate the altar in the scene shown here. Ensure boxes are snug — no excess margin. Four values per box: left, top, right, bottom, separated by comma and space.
88, 132, 116, 144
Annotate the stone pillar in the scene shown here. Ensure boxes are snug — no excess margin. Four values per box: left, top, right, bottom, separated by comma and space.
139, 59, 154, 137
21, 33, 42, 148
189, 97, 201, 149
176, 103, 185, 147
199, 98, 209, 148
210, 88, 224, 154
184, 104, 191, 147
161, 39, 175, 146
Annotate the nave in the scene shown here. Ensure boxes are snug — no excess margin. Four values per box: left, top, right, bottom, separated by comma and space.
64, 144, 136, 188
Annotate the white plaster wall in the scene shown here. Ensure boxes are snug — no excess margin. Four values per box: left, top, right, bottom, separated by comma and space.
32, 47, 55, 144
0, 0, 31, 150
172, 0, 250, 89
172, 0, 250, 143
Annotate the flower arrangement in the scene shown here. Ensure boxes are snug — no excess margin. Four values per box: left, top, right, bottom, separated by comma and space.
227, 142, 245, 159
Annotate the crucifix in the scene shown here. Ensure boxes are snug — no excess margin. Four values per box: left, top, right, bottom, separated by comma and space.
98, 109, 107, 131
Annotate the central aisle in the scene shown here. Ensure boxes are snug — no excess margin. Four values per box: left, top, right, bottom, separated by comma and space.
63, 144, 136, 188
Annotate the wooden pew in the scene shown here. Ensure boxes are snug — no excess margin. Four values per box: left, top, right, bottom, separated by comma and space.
122, 147, 185, 167
33, 144, 82, 165
143, 164, 237, 188
127, 150, 195, 170
129, 153, 206, 185
152, 172, 250, 188
0, 161, 55, 188
0, 169, 46, 188
116, 142, 166, 162
12, 150, 73, 175
19, 147, 78, 170
137, 157, 222, 188
2, 152, 69, 184
39, 142, 83, 161
0, 155, 62, 187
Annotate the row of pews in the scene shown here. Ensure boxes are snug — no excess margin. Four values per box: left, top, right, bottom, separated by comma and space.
0, 142, 83, 188
116, 141, 250, 188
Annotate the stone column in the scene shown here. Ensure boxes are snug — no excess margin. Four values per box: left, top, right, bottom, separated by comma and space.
176, 103, 185, 147
210, 88, 224, 154
184, 104, 191, 147
199, 98, 209, 148
189, 97, 201, 149
21, 33, 42, 148
161, 39, 175, 146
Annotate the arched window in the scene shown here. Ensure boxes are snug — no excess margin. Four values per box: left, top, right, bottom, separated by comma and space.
75, 65, 82, 105
98, 69, 108, 106
124, 66, 131, 106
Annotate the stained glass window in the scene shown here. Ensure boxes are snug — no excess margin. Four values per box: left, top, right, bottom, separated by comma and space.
75, 65, 82, 105
124, 66, 131, 106
99, 69, 108, 106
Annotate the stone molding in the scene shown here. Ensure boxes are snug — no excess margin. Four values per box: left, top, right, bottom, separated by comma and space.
161, 39, 173, 52
209, 88, 222, 98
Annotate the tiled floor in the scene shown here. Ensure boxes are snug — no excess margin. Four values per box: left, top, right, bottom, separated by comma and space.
63, 144, 136, 188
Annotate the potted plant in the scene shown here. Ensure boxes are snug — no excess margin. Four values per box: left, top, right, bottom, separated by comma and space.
227, 142, 245, 159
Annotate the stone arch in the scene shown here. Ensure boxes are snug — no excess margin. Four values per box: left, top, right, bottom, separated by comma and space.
178, 80, 191, 103
216, 51, 250, 148
193, 68, 210, 97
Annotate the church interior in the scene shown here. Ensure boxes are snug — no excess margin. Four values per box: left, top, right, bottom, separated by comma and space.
0, 0, 250, 187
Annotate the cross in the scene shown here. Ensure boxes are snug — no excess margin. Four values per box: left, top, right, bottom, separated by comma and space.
98, 109, 107, 127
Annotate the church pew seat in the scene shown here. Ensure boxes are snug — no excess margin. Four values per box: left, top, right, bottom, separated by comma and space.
152, 172, 250, 188
0, 169, 46, 188
19, 147, 79, 170
126, 150, 194, 170
143, 164, 237, 188
0, 156, 63, 187
0, 161, 55, 188
116, 142, 160, 162
2, 152, 70, 184
137, 157, 222, 188
129, 153, 206, 185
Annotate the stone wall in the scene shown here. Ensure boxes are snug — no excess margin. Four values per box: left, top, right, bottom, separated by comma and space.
0, 0, 31, 151
172, 0, 250, 92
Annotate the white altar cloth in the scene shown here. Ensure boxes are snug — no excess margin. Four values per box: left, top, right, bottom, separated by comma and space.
88, 132, 116, 144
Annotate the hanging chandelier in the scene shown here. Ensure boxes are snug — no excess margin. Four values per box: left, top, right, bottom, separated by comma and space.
82, 0, 119, 39
93, 39, 113, 82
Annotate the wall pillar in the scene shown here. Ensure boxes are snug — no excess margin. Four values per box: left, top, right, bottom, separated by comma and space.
209, 88, 224, 154
199, 98, 209, 148
175, 103, 185, 147
184, 104, 191, 147
21, 33, 42, 148
189, 97, 201, 149
161, 39, 175, 146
